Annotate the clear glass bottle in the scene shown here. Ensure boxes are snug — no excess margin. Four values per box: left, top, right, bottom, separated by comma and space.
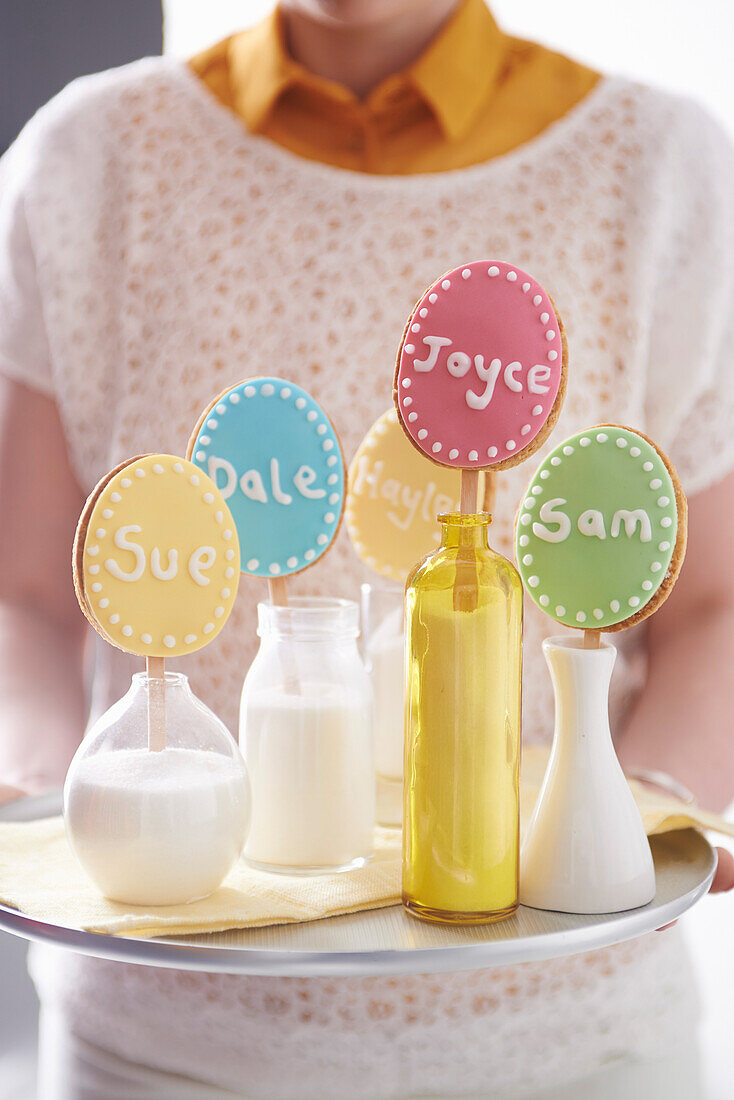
403, 512, 522, 924
64, 673, 250, 906
361, 581, 404, 827
240, 597, 375, 874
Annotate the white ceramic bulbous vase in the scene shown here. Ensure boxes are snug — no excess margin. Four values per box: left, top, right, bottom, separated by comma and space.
520, 636, 655, 914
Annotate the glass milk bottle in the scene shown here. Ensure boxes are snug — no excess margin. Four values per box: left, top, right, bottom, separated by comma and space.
64, 672, 251, 906
361, 581, 404, 826
240, 598, 375, 874
403, 512, 522, 923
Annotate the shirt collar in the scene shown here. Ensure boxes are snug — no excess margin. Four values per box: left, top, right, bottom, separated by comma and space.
407, 0, 506, 141
228, 0, 507, 141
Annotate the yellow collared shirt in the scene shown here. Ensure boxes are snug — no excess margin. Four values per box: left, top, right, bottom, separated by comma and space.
189, 0, 599, 175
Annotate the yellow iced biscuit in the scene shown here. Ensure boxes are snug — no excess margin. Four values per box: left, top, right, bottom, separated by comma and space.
346, 410, 460, 582
74, 454, 240, 657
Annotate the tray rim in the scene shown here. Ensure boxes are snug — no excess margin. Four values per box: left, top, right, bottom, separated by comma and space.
0, 791, 717, 976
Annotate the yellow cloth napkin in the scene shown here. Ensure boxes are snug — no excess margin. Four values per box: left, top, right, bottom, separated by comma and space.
0, 746, 731, 939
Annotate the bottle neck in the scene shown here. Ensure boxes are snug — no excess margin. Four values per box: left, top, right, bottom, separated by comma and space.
542, 637, 617, 751
258, 597, 360, 644
439, 512, 491, 550
132, 671, 188, 689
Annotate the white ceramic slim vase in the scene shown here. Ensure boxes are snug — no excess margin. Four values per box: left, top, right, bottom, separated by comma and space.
520, 636, 655, 914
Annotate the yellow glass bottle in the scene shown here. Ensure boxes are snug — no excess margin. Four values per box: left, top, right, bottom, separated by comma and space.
403, 512, 522, 924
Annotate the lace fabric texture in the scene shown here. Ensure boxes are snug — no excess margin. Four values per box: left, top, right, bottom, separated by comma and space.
3, 58, 733, 1092
30, 931, 698, 1098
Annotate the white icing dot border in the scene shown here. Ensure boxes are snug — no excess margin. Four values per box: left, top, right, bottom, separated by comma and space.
83, 455, 238, 654
515, 427, 678, 627
190, 378, 345, 578
398, 260, 563, 466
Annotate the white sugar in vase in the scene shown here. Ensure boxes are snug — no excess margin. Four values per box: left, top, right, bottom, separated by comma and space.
64, 673, 250, 906
520, 637, 655, 914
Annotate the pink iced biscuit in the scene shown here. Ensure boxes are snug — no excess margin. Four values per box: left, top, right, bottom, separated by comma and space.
395, 260, 566, 469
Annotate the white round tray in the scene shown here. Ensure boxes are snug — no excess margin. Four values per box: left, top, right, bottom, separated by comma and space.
0, 792, 716, 976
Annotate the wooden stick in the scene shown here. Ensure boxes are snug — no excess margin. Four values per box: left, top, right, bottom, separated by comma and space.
268, 576, 289, 607
460, 468, 479, 514
146, 655, 167, 752
268, 576, 301, 694
481, 470, 498, 514
454, 470, 480, 612
583, 629, 602, 650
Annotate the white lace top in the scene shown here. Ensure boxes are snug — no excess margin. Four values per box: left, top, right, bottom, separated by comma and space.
3, 58, 734, 1094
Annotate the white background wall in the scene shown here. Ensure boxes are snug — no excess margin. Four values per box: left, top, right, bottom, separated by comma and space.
163, 0, 734, 131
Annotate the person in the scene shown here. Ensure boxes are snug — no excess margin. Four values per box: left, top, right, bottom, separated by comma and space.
1, 0, 733, 1096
